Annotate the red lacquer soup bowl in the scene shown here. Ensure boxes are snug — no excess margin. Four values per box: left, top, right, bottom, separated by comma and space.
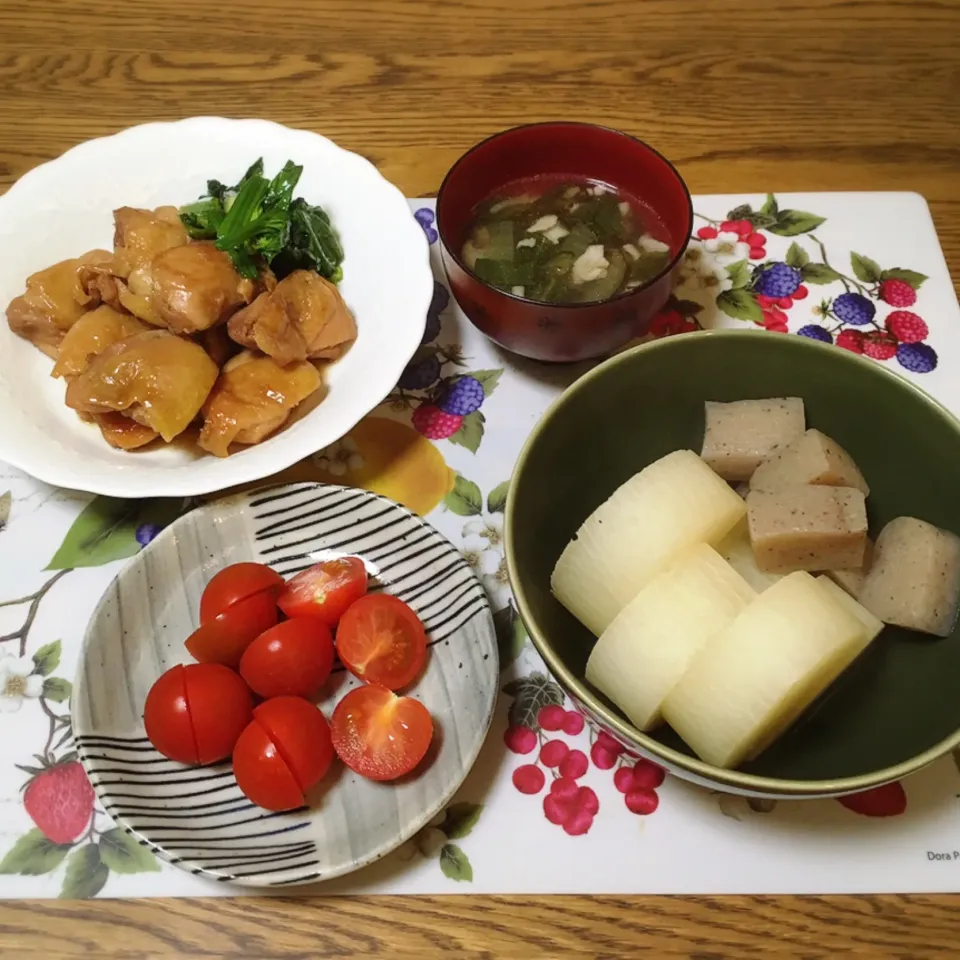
436, 123, 693, 363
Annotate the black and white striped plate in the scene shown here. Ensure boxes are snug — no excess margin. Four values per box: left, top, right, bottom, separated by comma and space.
73, 483, 498, 887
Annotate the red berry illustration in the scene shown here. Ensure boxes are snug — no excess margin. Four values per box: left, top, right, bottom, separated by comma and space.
411, 403, 463, 440
836, 328, 865, 354
792, 284, 809, 300
625, 787, 660, 816
540, 739, 570, 768
577, 785, 600, 816
538, 704, 566, 732
720, 219, 738, 234
558, 749, 589, 780
837, 781, 907, 817
613, 766, 635, 794
23, 762, 95, 844
562, 809, 594, 836
878, 278, 917, 308
885, 310, 929, 344
504, 725, 537, 755
862, 333, 898, 361
590, 742, 617, 770
512, 764, 546, 795
562, 710, 585, 736
543, 794, 571, 825
550, 777, 580, 802
749, 246, 766, 260
746, 232, 765, 247
630, 759, 667, 790
696, 226, 718, 240
595, 730, 624, 756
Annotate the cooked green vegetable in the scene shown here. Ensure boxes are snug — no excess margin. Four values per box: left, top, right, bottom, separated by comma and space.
178, 158, 344, 283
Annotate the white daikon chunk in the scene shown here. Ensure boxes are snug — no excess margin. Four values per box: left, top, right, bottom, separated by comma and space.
585, 544, 756, 731
662, 571, 872, 768
717, 521, 783, 593
858, 517, 960, 637
816, 575, 884, 642
700, 398, 805, 481
750, 429, 869, 495
747, 485, 867, 573
551, 450, 747, 636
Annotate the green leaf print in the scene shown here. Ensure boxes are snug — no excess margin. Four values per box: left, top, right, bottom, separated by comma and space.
768, 209, 826, 237
880, 267, 928, 290
444, 475, 483, 516
448, 411, 485, 454
440, 803, 483, 840
0, 829, 72, 875
784, 242, 809, 269
439, 843, 473, 882
98, 829, 160, 874
59, 844, 109, 899
759, 193, 779, 217
504, 672, 564, 731
42, 678, 72, 703
486, 481, 510, 514
0, 491, 10, 531
800, 263, 842, 285
724, 260, 751, 290
466, 369, 503, 398
716, 289, 764, 324
32, 640, 62, 677
493, 602, 527, 669
850, 252, 882, 284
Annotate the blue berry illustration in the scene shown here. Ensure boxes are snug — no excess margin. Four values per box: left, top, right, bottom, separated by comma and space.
414, 207, 438, 244
438, 376, 485, 416
430, 281, 450, 317
753, 262, 802, 298
398, 350, 442, 390
896, 342, 938, 374
421, 311, 442, 345
797, 324, 832, 344
135, 523, 161, 546
832, 292, 875, 326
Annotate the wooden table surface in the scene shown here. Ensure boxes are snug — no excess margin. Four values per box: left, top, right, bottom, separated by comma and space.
1, 0, 959, 956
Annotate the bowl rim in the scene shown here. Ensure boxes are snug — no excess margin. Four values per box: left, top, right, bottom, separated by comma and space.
435, 121, 693, 312
505, 328, 960, 796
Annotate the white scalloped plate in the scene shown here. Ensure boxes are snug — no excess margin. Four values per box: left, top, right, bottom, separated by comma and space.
0, 118, 432, 498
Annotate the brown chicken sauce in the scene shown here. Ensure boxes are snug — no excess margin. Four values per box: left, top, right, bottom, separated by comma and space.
5, 205, 355, 456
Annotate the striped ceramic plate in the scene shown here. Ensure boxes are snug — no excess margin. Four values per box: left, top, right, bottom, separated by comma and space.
73, 483, 498, 887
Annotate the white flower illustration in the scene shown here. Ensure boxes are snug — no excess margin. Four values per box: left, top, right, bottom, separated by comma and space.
676, 242, 735, 297
313, 437, 364, 477
482, 555, 513, 609
702, 230, 751, 265
462, 515, 504, 551
0, 655, 43, 713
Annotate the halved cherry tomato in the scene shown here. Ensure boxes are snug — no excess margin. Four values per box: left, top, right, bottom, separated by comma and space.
199, 562, 283, 624
239, 618, 335, 699
185, 590, 279, 668
144, 663, 252, 765
335, 594, 427, 690
277, 556, 368, 626
254, 697, 334, 793
330, 685, 433, 782
181, 663, 253, 764
232, 720, 305, 812
143, 664, 198, 764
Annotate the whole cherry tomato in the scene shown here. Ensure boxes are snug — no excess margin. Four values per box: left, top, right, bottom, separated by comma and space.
277, 556, 367, 626
199, 562, 283, 624
335, 594, 427, 690
330, 685, 433, 782
185, 590, 278, 668
143, 664, 198, 765
239, 618, 335, 699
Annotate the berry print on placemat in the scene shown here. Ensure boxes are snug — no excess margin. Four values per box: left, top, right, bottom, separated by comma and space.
414, 207, 438, 244
397, 801, 484, 883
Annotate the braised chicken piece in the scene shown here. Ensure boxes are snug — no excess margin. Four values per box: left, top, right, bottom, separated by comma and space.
113, 206, 190, 276
6, 250, 114, 357
93, 412, 159, 450
118, 242, 254, 335
198, 351, 322, 458
51, 305, 147, 379
196, 324, 241, 368
65, 330, 219, 442
227, 269, 356, 364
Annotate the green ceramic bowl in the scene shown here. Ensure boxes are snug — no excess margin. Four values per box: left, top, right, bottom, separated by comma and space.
506, 329, 960, 798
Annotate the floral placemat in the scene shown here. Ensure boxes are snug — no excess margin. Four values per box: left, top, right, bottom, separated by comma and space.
1, 193, 960, 899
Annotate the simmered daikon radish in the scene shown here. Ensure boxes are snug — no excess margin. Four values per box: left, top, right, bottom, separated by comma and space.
816, 575, 884, 642
717, 521, 783, 594
585, 544, 756, 730
700, 398, 805, 481
825, 537, 874, 599
750, 429, 869, 496
551, 450, 746, 635
858, 517, 960, 636
747, 485, 868, 573
662, 572, 872, 768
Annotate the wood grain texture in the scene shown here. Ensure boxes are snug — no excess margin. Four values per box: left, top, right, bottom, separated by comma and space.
1, 0, 959, 955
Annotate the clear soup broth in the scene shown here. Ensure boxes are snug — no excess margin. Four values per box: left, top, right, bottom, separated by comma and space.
461, 176, 674, 305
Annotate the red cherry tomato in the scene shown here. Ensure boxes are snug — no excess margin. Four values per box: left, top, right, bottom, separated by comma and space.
232, 720, 305, 812
143, 665, 199, 764
181, 663, 253, 764
184, 590, 278, 669
199, 562, 284, 624
239, 618, 335, 699
277, 556, 367, 626
330, 685, 433, 782
254, 697, 334, 792
335, 594, 427, 690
